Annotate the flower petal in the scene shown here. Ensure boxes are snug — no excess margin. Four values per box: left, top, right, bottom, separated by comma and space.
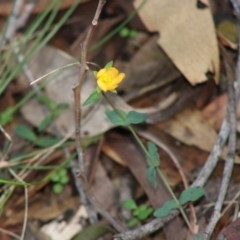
97, 80, 108, 92
108, 67, 119, 77
97, 69, 106, 78
113, 73, 125, 84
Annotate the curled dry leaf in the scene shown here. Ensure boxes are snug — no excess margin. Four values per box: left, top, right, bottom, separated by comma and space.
134, 0, 219, 85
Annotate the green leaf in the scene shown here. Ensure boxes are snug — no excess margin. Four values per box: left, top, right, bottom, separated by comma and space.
119, 27, 130, 38
0, 107, 15, 126
105, 109, 127, 126
125, 111, 147, 125
38, 94, 57, 110
146, 142, 160, 167
127, 218, 139, 228
153, 200, 179, 218
147, 166, 157, 188
189, 234, 204, 240
83, 88, 102, 106
129, 29, 138, 39
53, 183, 63, 194
54, 103, 68, 115
138, 207, 153, 220
50, 173, 59, 182
105, 110, 147, 126
133, 208, 140, 216
123, 199, 137, 210
38, 116, 52, 132
14, 124, 37, 143
59, 176, 69, 184
179, 187, 205, 205
138, 204, 147, 212
59, 168, 67, 177
104, 60, 113, 70
35, 137, 59, 147
93, 71, 97, 77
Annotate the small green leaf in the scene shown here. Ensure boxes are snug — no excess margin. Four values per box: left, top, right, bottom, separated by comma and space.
93, 71, 97, 77
54, 103, 68, 116
104, 60, 113, 70
133, 208, 140, 216
15, 124, 37, 143
0, 107, 15, 126
146, 142, 160, 167
59, 168, 67, 177
125, 111, 147, 125
105, 109, 127, 126
127, 218, 139, 228
179, 187, 205, 205
83, 89, 102, 106
139, 204, 147, 212
38, 94, 57, 110
147, 166, 157, 188
53, 183, 63, 194
50, 173, 59, 182
35, 137, 59, 147
119, 27, 130, 38
38, 116, 52, 132
189, 234, 204, 240
153, 200, 179, 218
137, 206, 153, 220
123, 199, 137, 210
59, 176, 69, 184
129, 29, 138, 39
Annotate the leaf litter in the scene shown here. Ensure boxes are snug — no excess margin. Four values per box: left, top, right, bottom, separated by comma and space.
1, 1, 240, 240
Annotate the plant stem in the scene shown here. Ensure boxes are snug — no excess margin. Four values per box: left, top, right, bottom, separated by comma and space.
102, 92, 196, 238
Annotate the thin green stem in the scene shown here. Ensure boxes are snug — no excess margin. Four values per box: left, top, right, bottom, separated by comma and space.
102, 92, 196, 238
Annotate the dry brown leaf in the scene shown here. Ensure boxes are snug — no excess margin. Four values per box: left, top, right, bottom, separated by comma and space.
134, 0, 219, 85
202, 93, 227, 131
5, 196, 80, 226
157, 108, 240, 164
0, 0, 90, 15
157, 108, 217, 152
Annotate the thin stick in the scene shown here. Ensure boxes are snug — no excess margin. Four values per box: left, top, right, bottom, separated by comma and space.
73, 0, 106, 179
9, 169, 28, 240
203, 46, 237, 239
72, 0, 125, 232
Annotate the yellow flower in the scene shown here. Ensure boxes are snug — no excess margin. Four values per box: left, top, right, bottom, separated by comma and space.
96, 67, 125, 92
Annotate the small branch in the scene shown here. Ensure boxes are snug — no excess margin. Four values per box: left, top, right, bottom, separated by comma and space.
203, 46, 237, 239
72, 0, 125, 233
73, 0, 106, 178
